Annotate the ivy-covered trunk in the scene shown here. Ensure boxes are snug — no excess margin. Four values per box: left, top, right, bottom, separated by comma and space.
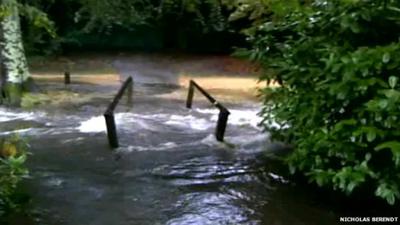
0, 0, 30, 105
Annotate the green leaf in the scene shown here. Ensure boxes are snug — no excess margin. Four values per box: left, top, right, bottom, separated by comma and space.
366, 130, 376, 142
378, 100, 389, 109
350, 24, 361, 33
382, 52, 391, 63
346, 181, 358, 194
375, 141, 400, 151
340, 56, 351, 64
365, 153, 371, 161
382, 89, 400, 100
375, 141, 400, 166
375, 184, 399, 205
389, 76, 398, 89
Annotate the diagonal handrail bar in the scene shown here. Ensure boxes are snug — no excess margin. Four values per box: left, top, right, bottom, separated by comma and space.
186, 80, 230, 142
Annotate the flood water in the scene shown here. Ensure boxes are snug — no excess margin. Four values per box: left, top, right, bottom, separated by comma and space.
1, 56, 396, 225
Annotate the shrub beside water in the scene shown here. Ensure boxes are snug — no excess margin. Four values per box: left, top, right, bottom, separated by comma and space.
238, 0, 400, 204
0, 136, 30, 215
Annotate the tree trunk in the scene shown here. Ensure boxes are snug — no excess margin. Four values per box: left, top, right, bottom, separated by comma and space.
0, 0, 30, 106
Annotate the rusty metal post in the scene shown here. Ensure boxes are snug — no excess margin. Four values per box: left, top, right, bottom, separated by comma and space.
186, 80, 230, 142
104, 112, 119, 148
216, 109, 230, 142
64, 71, 71, 85
104, 76, 133, 148
186, 80, 194, 109
127, 78, 133, 105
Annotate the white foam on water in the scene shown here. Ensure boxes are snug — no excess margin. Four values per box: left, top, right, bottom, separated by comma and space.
76, 109, 279, 151
121, 142, 178, 153
139, 113, 215, 131
0, 108, 45, 122
78, 112, 218, 134
200, 134, 220, 146
39, 128, 77, 136
268, 172, 289, 184
0, 128, 35, 136
129, 113, 214, 131
62, 137, 85, 144
78, 116, 107, 133
228, 109, 263, 129
45, 177, 65, 187
195, 107, 286, 130
199, 133, 270, 152
227, 133, 269, 146
195, 108, 263, 130
78, 113, 156, 133
0, 127, 78, 137
165, 115, 213, 131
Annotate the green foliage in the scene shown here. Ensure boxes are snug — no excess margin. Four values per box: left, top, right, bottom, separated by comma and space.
0, 3, 9, 18
240, 0, 400, 204
228, 0, 300, 23
76, 0, 153, 33
0, 135, 29, 215
0, 1, 55, 34
21, 0, 238, 54
74, 0, 230, 33
18, 3, 55, 37
0, 0, 56, 55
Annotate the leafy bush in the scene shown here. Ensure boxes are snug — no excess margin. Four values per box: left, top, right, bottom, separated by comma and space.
0, 136, 29, 215
239, 0, 400, 204
22, 0, 240, 54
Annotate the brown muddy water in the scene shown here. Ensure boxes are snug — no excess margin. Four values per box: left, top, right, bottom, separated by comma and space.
1, 54, 398, 225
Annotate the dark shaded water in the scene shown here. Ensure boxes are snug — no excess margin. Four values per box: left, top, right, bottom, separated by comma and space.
1, 57, 398, 225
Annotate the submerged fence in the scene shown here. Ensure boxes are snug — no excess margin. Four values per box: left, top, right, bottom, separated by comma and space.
186, 80, 230, 142
104, 76, 133, 148
103, 78, 228, 147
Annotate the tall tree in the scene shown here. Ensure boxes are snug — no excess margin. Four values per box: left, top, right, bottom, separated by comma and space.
0, 0, 53, 105
0, 0, 29, 105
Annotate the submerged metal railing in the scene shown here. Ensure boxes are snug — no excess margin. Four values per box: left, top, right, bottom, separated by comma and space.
104, 76, 133, 148
186, 80, 230, 142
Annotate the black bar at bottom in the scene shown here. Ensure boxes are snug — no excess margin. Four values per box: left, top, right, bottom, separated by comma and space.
104, 113, 119, 148
216, 109, 230, 142
186, 81, 194, 108
64, 72, 71, 85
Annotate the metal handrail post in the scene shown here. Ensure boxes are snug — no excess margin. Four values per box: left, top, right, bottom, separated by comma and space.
186, 80, 230, 142
104, 76, 133, 148
127, 79, 133, 105
104, 112, 119, 148
216, 109, 230, 142
64, 71, 71, 85
186, 80, 195, 108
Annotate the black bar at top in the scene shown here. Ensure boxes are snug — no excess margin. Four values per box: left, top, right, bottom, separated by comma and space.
189, 80, 230, 113
105, 76, 133, 115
